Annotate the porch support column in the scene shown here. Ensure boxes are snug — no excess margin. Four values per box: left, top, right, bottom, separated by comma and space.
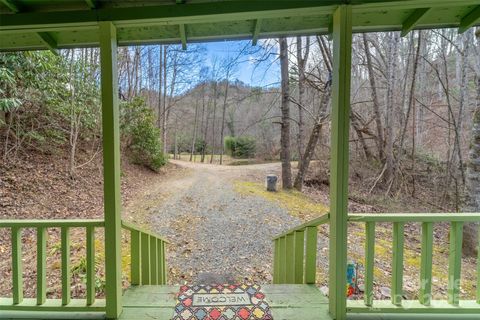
328, 5, 352, 320
99, 21, 122, 319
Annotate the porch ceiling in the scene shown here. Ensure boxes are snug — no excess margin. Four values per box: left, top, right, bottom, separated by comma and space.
0, 0, 479, 51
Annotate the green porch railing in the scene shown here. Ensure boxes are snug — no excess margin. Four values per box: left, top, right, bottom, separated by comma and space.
347, 213, 480, 314
273, 212, 480, 315
272, 214, 329, 284
0, 219, 106, 312
121, 221, 168, 286
0, 219, 168, 315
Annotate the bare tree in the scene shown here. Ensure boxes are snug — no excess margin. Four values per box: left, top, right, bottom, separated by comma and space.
384, 32, 400, 185
362, 34, 385, 161
462, 28, 480, 256
296, 36, 310, 158
279, 37, 292, 189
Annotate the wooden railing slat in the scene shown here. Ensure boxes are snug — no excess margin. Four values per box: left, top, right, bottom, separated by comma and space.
162, 241, 167, 284
285, 233, 295, 284
130, 230, 141, 285
419, 222, 433, 306
36, 227, 47, 305
12, 227, 23, 305
304, 226, 317, 284
477, 226, 480, 304
61, 227, 70, 306
273, 239, 279, 284
392, 222, 404, 306
293, 230, 305, 284
447, 221, 463, 306
150, 236, 157, 285
364, 222, 375, 306
140, 232, 150, 285
86, 226, 95, 306
278, 236, 286, 283
157, 239, 163, 285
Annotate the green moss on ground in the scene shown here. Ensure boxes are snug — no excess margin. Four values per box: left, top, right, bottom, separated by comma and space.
234, 181, 329, 218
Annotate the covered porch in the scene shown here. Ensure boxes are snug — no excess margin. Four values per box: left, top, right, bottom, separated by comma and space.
1, 1, 480, 319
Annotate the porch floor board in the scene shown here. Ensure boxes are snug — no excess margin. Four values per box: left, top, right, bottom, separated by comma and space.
120, 284, 331, 320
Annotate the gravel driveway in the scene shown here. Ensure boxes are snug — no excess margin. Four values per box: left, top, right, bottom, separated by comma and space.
126, 160, 301, 285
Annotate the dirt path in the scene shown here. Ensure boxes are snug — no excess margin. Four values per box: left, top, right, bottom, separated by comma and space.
124, 160, 302, 285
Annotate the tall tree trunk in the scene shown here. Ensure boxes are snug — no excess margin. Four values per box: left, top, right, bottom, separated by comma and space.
157, 45, 163, 128
173, 115, 178, 160
362, 34, 385, 161
190, 98, 199, 162
462, 29, 480, 256
210, 81, 218, 164
296, 36, 310, 159
462, 76, 480, 256
279, 37, 292, 189
384, 32, 400, 184
453, 31, 471, 186
201, 85, 209, 163
162, 45, 168, 154
219, 80, 230, 165
399, 31, 422, 152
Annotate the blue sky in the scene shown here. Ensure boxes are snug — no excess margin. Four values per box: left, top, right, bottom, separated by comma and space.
202, 40, 280, 88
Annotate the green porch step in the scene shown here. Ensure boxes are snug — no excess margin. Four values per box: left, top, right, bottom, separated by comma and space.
120, 284, 331, 320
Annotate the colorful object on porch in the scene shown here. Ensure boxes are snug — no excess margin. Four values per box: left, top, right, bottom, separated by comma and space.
346, 261, 358, 297
172, 284, 273, 320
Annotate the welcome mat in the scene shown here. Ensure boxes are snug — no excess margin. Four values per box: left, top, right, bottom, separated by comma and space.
172, 284, 273, 320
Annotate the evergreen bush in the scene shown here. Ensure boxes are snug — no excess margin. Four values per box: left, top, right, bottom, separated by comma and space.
121, 97, 167, 171
224, 136, 256, 158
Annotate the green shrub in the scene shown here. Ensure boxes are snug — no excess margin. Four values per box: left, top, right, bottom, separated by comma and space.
224, 136, 256, 158
121, 97, 166, 171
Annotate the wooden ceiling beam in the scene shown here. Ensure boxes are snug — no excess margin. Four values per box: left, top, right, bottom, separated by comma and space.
0, 0, 19, 13
458, 5, 480, 34
401, 8, 430, 37
37, 31, 58, 55
85, 0, 97, 9
252, 19, 262, 46
179, 23, 186, 50
0, 1, 337, 30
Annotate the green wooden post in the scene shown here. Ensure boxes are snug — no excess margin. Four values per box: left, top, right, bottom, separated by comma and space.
364, 222, 375, 307
99, 21, 122, 319
328, 5, 352, 320
286, 233, 295, 284
36, 227, 47, 305
141, 233, 150, 285
392, 222, 405, 306
273, 239, 280, 284
130, 230, 141, 285
12, 227, 23, 305
279, 236, 286, 283
86, 226, 96, 306
304, 226, 317, 284
419, 222, 433, 306
150, 236, 158, 285
294, 230, 304, 284
447, 221, 463, 306
61, 226, 71, 306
